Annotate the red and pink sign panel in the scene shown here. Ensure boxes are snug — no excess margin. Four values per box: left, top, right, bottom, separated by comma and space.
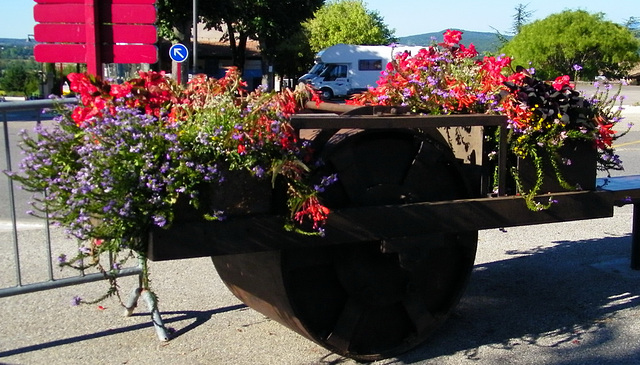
33, 0, 158, 76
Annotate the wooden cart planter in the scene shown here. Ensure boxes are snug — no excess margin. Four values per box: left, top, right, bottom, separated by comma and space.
147, 104, 638, 361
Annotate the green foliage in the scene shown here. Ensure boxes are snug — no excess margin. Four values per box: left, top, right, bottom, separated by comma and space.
192, 0, 322, 75
0, 41, 40, 96
155, 0, 194, 42
501, 10, 640, 80
304, 0, 396, 53
269, 29, 316, 78
0, 62, 38, 96
0, 43, 34, 60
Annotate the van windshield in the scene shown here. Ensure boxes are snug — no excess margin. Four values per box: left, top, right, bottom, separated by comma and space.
319, 64, 348, 81
309, 63, 325, 75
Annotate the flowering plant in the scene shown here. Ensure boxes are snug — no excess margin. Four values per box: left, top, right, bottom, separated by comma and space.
501, 69, 628, 208
348, 29, 508, 114
8, 68, 329, 304
349, 29, 628, 209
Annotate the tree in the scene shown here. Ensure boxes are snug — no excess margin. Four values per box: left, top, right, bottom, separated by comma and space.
155, 0, 197, 82
196, 0, 323, 86
303, 0, 396, 53
624, 16, 640, 38
0, 62, 37, 96
501, 10, 640, 80
511, 3, 533, 35
268, 28, 317, 81
155, 0, 323, 87
156, 0, 193, 44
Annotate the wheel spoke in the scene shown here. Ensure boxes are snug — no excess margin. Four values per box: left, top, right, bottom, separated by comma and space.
325, 298, 365, 352
402, 293, 439, 333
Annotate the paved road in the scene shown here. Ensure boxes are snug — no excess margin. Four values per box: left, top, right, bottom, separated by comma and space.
2, 210, 640, 364
2, 92, 640, 364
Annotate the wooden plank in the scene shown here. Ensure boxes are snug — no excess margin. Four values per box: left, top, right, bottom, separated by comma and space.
34, 3, 155, 24
596, 175, 640, 205
34, 4, 84, 23
35, 0, 155, 4
34, 0, 83, 3
34, 24, 156, 44
111, 0, 156, 3
34, 23, 85, 43
99, 3, 156, 24
35, 43, 157, 64
34, 43, 86, 63
102, 44, 157, 63
84, 0, 100, 76
147, 190, 615, 260
291, 113, 507, 130
102, 24, 157, 44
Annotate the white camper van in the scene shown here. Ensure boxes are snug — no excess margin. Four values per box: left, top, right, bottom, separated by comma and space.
299, 44, 425, 99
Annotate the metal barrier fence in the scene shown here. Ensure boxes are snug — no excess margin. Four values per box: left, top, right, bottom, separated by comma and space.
0, 98, 142, 299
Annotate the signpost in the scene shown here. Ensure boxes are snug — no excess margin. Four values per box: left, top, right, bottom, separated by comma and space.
169, 43, 189, 84
33, 0, 158, 77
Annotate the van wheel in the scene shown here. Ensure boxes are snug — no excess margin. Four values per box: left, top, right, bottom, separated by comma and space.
320, 88, 334, 100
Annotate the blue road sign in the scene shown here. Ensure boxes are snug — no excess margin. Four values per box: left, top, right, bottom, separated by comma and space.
169, 44, 189, 63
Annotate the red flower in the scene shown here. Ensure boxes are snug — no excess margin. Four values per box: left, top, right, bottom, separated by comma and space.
595, 115, 616, 148
294, 196, 330, 229
552, 75, 573, 91
442, 29, 463, 46
68, 73, 99, 95
110, 83, 132, 99
457, 43, 478, 58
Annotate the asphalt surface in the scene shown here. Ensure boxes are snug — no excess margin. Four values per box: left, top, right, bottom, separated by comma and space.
2, 86, 640, 364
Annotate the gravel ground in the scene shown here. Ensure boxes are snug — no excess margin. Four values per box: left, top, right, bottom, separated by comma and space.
2, 212, 640, 365
2, 94, 640, 365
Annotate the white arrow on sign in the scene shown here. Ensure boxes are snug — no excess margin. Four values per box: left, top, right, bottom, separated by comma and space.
169, 44, 189, 63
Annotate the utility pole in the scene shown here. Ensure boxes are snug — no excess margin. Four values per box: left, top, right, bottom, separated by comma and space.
192, 0, 198, 75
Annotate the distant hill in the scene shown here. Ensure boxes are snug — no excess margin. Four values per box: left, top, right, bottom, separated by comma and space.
0, 31, 512, 59
398, 30, 512, 55
0, 38, 35, 60
0, 38, 33, 47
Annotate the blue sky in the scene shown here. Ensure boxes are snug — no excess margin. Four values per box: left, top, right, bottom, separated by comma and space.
1, 0, 638, 39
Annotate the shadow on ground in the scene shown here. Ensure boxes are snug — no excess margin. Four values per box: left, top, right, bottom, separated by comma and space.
0, 304, 247, 358
385, 233, 640, 364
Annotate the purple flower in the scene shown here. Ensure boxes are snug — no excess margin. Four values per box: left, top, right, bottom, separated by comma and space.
572, 64, 583, 71
71, 296, 82, 306
152, 215, 167, 227
314, 174, 338, 192
252, 165, 265, 178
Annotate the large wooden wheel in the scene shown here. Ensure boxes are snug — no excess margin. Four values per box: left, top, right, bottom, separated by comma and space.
213, 128, 478, 361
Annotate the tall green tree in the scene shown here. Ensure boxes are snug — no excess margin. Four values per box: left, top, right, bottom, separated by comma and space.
156, 0, 322, 84
511, 3, 533, 35
199, 0, 323, 74
0, 62, 37, 96
303, 0, 396, 53
156, 0, 194, 44
501, 10, 640, 80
